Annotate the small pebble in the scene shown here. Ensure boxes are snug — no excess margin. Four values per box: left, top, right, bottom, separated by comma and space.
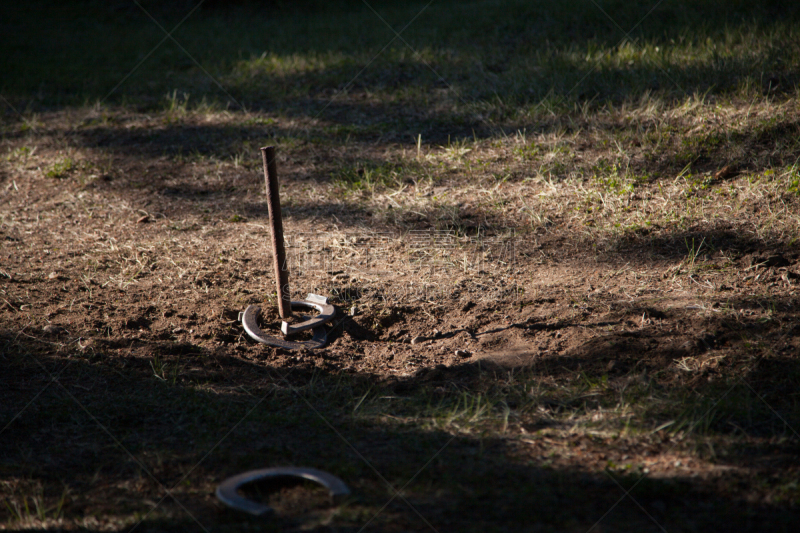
48, 272, 58, 279
78, 338, 94, 351
411, 336, 423, 345
455, 349, 471, 358
42, 324, 67, 335
172, 327, 184, 334
136, 215, 149, 224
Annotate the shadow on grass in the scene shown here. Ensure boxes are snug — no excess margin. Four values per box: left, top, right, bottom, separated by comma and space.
2, 0, 799, 122
2, 294, 800, 531
433, 292, 800, 438
51, 110, 800, 172
4, 108, 788, 221
596, 223, 800, 264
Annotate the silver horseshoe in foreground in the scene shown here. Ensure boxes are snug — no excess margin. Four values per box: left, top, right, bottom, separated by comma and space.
216, 467, 351, 516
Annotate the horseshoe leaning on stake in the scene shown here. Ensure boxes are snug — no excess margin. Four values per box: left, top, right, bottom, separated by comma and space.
240, 294, 335, 350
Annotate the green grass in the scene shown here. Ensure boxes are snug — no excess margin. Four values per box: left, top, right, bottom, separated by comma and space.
3, 0, 799, 124
44, 157, 75, 179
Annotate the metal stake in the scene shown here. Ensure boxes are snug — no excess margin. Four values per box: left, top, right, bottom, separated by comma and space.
261, 146, 292, 319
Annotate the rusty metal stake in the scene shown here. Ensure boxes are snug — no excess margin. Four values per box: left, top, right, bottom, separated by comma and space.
242, 146, 336, 350
261, 146, 292, 319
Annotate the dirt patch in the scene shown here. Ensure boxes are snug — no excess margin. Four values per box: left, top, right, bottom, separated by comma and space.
2, 104, 800, 531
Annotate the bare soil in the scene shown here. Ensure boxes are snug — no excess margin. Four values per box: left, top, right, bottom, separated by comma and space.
2, 106, 800, 531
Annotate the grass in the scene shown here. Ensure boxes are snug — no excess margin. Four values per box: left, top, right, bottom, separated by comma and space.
3, 1, 800, 118
2, 311, 800, 529
2, 0, 800, 531
44, 157, 75, 179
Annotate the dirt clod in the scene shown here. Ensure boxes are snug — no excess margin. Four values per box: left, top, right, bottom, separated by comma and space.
42, 324, 67, 335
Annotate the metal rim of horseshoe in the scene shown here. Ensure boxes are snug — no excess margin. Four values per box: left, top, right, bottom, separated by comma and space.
240, 146, 335, 350
216, 466, 351, 516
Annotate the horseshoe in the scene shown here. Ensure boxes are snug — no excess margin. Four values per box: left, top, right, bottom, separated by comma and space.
279, 294, 336, 336
216, 466, 351, 517
241, 304, 329, 350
